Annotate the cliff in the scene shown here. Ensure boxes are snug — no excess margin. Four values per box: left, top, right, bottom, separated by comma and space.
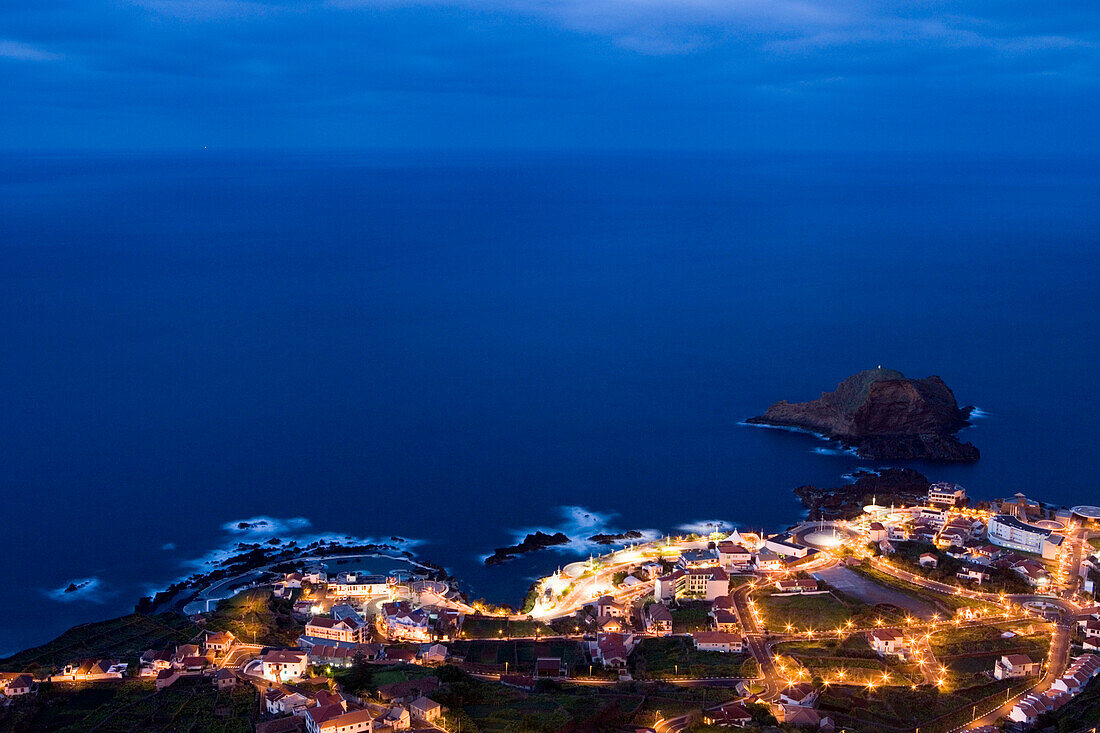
747, 368, 979, 462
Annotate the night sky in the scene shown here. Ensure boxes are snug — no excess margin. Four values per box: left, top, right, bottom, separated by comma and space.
2, 0, 1098, 152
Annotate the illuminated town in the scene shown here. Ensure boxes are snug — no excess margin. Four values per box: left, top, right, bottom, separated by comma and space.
3, 486, 1100, 732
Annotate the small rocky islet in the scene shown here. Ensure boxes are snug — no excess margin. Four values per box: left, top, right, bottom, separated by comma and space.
747, 367, 980, 462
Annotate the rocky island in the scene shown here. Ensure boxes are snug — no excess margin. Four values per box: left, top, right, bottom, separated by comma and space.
484, 531, 569, 565
747, 367, 979, 462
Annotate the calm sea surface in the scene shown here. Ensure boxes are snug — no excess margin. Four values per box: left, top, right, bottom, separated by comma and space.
0, 151, 1097, 655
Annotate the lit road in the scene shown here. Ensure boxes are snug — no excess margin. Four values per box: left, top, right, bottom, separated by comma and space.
732, 583, 782, 702
962, 617, 1074, 729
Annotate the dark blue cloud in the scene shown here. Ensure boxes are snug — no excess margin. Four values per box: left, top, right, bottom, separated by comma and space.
0, 0, 1097, 150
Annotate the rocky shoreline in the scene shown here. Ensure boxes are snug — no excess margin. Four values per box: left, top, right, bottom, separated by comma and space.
793, 467, 932, 519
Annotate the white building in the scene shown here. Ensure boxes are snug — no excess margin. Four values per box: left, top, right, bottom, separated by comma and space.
329, 572, 389, 598
260, 650, 308, 683
988, 514, 1052, 554
764, 538, 809, 559
691, 631, 743, 653
927, 483, 966, 507
994, 654, 1040, 680
867, 629, 906, 657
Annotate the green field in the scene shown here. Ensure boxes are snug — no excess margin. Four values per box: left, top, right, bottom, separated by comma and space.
447, 639, 587, 673
628, 637, 750, 679
433, 671, 735, 733
818, 677, 1021, 733
670, 602, 713, 633
929, 621, 1051, 658
755, 591, 860, 632
0, 615, 199, 674
0, 677, 257, 732
773, 637, 923, 685
850, 564, 990, 613
204, 588, 302, 647
458, 615, 554, 640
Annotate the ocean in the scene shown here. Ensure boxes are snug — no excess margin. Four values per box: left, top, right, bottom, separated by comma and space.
0, 150, 1097, 655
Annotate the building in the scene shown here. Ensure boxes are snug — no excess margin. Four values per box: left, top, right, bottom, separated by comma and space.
139, 649, 173, 676
419, 643, 449, 665
927, 482, 966, 507
717, 543, 753, 569
213, 668, 236, 690
685, 567, 730, 601
1071, 505, 1100, 527
592, 632, 634, 668
1011, 558, 1051, 588
535, 657, 567, 678
919, 553, 938, 569
754, 548, 787, 572
645, 602, 673, 636
305, 615, 368, 644
764, 537, 809, 559
598, 616, 625, 634
328, 572, 389, 598
2, 674, 33, 697
409, 696, 443, 722
994, 654, 1041, 680
691, 631, 743, 653
1008, 697, 1043, 725
596, 595, 626, 618
996, 493, 1041, 520
306, 706, 378, 733
711, 607, 739, 633
654, 570, 686, 603
779, 683, 819, 707
956, 566, 990, 584
679, 549, 720, 568
774, 579, 818, 593
987, 514, 1051, 554
381, 602, 432, 642
260, 649, 308, 683
867, 629, 906, 657
56, 659, 125, 682
867, 522, 887, 542
703, 700, 752, 727
1042, 533, 1064, 560
204, 631, 236, 657
376, 677, 440, 704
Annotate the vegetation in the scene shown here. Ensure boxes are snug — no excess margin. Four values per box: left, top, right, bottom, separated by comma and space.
819, 677, 1020, 733
205, 588, 302, 646
891, 541, 1032, 594
929, 621, 1051, 658
0, 614, 199, 675
0, 677, 257, 732
458, 616, 555, 640
850, 563, 990, 613
669, 602, 712, 633
447, 639, 586, 673
628, 637, 748, 679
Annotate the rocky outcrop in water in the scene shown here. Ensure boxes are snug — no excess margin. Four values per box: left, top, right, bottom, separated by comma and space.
747, 368, 979, 462
485, 531, 569, 566
794, 468, 932, 519
588, 530, 643, 545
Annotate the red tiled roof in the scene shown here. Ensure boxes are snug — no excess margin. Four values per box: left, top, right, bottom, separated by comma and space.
306, 703, 345, 725
692, 631, 741, 645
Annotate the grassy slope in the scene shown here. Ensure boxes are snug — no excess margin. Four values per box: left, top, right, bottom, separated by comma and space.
0, 677, 257, 733
0, 615, 199, 674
